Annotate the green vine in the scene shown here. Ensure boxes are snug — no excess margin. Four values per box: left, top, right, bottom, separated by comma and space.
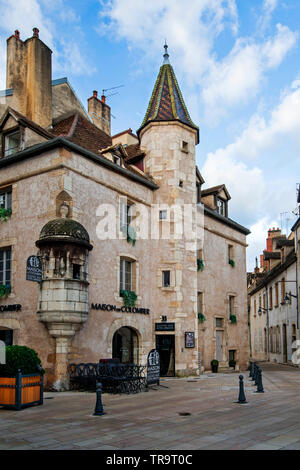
229, 314, 237, 324
198, 312, 206, 323
127, 225, 136, 247
120, 290, 137, 307
0, 208, 12, 222
197, 258, 204, 271
229, 258, 235, 268
0, 284, 11, 298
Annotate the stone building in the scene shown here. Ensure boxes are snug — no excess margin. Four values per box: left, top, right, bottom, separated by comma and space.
249, 227, 298, 364
0, 29, 249, 390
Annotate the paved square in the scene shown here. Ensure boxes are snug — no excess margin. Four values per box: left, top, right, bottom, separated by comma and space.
1, 363, 300, 450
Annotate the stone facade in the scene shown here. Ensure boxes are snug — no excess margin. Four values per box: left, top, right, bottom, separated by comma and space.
0, 31, 250, 389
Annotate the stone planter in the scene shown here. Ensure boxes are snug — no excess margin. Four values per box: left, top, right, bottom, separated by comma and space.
0, 370, 43, 410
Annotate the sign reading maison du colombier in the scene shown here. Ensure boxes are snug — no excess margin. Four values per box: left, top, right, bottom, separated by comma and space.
91, 303, 150, 315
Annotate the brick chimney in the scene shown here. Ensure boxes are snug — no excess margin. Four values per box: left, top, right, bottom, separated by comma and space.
88, 90, 111, 135
6, 28, 52, 128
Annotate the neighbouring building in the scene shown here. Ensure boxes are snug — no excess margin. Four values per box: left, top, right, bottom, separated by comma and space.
249, 227, 298, 364
0, 29, 250, 390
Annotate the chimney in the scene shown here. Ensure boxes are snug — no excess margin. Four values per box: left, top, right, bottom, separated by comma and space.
6, 28, 52, 128
88, 90, 111, 135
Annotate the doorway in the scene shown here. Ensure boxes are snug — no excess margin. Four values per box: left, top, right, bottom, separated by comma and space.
112, 327, 139, 364
0, 328, 13, 346
156, 335, 175, 376
216, 330, 223, 362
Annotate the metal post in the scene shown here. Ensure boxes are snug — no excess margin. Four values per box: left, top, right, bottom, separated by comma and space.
251, 362, 256, 381
254, 364, 259, 385
237, 375, 247, 404
249, 361, 253, 378
256, 367, 264, 393
93, 381, 105, 416
15, 369, 22, 411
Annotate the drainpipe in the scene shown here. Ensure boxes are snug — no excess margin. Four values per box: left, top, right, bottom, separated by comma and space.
266, 285, 270, 362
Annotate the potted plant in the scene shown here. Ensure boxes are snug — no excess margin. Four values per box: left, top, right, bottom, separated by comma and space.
120, 290, 137, 307
197, 258, 204, 271
229, 314, 237, 324
228, 258, 235, 267
0, 345, 44, 410
211, 359, 219, 373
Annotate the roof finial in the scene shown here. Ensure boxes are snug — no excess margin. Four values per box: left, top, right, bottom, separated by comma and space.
163, 41, 170, 65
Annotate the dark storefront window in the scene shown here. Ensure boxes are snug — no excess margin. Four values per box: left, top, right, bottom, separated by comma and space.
0, 329, 13, 346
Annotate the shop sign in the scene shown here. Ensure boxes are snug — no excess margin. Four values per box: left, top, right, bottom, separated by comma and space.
155, 322, 175, 331
185, 331, 195, 348
0, 304, 22, 312
26, 256, 42, 283
91, 303, 150, 315
147, 349, 160, 385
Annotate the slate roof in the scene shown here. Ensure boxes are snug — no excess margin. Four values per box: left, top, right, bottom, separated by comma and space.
137, 47, 199, 142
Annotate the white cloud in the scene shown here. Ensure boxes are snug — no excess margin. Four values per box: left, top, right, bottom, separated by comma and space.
0, 0, 92, 88
205, 81, 300, 164
258, 0, 278, 32
100, 1, 297, 123
247, 216, 280, 271
202, 24, 297, 122
99, 0, 238, 83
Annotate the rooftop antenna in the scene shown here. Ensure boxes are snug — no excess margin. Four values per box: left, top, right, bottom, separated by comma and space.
102, 85, 124, 98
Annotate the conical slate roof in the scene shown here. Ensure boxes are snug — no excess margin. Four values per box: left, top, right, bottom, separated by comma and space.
137, 45, 199, 143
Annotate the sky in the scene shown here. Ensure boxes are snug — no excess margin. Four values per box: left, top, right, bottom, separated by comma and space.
0, 0, 300, 270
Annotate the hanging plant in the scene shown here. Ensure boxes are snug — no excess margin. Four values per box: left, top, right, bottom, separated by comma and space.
0, 284, 11, 298
197, 259, 204, 271
120, 290, 137, 307
127, 225, 136, 247
198, 312, 206, 323
228, 259, 235, 267
229, 314, 237, 324
0, 208, 12, 222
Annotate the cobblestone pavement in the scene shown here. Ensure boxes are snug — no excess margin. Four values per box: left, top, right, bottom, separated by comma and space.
1, 363, 300, 450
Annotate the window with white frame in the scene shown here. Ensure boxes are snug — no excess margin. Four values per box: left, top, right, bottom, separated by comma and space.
229, 296, 235, 316
0, 188, 12, 210
159, 210, 167, 220
120, 258, 133, 294
0, 247, 11, 287
4, 131, 20, 157
217, 198, 226, 216
120, 199, 133, 233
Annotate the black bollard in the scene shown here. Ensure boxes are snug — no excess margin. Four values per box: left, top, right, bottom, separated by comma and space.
252, 363, 257, 382
254, 365, 259, 386
94, 381, 105, 416
249, 361, 253, 378
236, 375, 247, 404
256, 368, 264, 393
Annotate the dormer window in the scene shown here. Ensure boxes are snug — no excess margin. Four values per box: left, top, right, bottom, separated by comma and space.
113, 154, 121, 166
217, 198, 226, 216
4, 130, 20, 157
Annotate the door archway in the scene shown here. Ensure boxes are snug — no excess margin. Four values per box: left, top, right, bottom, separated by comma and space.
112, 327, 139, 364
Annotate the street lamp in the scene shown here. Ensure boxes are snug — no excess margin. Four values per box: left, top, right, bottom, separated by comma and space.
258, 307, 268, 315
284, 292, 298, 305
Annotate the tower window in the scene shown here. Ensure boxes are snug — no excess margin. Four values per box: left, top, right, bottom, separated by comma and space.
179, 180, 183, 188
181, 141, 188, 153
162, 270, 170, 287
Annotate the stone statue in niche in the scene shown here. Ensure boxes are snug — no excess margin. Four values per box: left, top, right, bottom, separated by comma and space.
59, 202, 70, 219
